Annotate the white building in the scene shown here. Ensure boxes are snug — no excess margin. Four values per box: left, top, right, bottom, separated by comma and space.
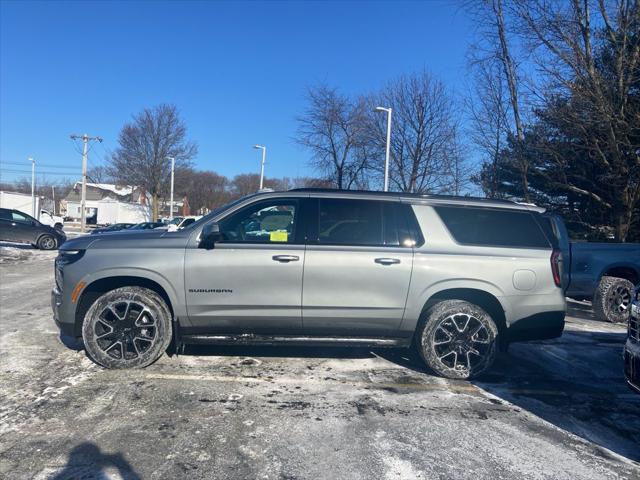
63, 183, 152, 225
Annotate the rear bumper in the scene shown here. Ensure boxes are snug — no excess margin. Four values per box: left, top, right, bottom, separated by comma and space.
507, 311, 565, 342
624, 340, 640, 394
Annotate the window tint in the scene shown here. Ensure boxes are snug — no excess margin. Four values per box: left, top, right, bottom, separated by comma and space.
0, 209, 10, 220
220, 200, 298, 244
318, 199, 401, 247
435, 206, 550, 249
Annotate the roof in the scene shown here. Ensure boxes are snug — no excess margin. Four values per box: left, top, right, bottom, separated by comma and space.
287, 188, 542, 212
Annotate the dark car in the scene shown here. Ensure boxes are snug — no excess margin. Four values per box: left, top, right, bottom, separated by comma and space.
0, 208, 67, 250
90, 223, 135, 235
129, 222, 164, 230
624, 285, 640, 393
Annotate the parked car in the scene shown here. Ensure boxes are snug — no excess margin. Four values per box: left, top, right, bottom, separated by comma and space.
89, 223, 135, 235
52, 189, 566, 378
0, 208, 66, 250
156, 216, 201, 232
543, 215, 640, 323
624, 285, 640, 393
129, 222, 165, 230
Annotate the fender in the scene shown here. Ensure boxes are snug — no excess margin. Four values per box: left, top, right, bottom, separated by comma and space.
77, 266, 188, 319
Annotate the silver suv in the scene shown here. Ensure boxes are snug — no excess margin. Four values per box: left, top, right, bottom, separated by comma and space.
52, 189, 566, 379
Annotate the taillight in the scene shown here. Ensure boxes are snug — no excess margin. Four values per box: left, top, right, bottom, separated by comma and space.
550, 250, 562, 287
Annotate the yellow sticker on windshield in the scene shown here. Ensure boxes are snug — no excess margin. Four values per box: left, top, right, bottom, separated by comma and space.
270, 231, 288, 242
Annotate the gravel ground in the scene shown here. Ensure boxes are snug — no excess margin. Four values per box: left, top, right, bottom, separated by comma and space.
1, 245, 639, 479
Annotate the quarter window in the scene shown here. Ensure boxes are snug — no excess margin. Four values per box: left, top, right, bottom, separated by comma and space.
435, 206, 550, 249
219, 200, 298, 244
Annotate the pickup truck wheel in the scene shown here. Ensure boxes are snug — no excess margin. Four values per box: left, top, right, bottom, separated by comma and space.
593, 276, 634, 324
417, 300, 498, 380
82, 286, 172, 369
37, 234, 57, 250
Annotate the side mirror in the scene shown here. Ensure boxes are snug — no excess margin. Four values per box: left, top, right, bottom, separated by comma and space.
199, 222, 221, 249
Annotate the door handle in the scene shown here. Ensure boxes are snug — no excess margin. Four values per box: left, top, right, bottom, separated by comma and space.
272, 255, 300, 263
375, 257, 401, 265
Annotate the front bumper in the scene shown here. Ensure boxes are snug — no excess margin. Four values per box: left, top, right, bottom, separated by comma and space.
51, 287, 75, 337
625, 301, 640, 393
624, 340, 640, 393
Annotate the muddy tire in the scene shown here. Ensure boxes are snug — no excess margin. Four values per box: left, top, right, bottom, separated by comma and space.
593, 276, 634, 324
417, 299, 498, 380
82, 286, 172, 369
37, 234, 57, 250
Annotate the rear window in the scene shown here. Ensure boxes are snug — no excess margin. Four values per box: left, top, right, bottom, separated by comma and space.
435, 206, 551, 249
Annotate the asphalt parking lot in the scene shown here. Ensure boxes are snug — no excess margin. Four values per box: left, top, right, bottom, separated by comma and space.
1, 245, 639, 479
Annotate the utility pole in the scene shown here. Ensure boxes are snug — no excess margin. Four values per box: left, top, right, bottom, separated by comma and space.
70, 134, 102, 232
29, 157, 35, 217
253, 145, 266, 190
167, 157, 175, 220
51, 186, 56, 215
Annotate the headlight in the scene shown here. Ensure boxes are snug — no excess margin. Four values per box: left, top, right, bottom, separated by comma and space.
56, 249, 85, 266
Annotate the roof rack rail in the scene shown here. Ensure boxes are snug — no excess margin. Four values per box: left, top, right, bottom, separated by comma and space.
288, 187, 517, 205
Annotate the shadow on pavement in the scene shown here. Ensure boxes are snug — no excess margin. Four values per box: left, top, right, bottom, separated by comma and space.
50, 442, 140, 480
474, 328, 640, 464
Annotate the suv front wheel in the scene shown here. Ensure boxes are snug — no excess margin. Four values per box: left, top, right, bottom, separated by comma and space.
417, 299, 498, 380
82, 286, 172, 369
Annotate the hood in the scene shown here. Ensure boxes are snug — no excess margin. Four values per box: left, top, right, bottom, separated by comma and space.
59, 229, 191, 251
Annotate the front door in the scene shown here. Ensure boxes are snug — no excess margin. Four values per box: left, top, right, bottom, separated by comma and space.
185, 197, 306, 334
302, 198, 415, 336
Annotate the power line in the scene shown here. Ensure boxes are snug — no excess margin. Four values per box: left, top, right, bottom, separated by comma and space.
1, 168, 78, 175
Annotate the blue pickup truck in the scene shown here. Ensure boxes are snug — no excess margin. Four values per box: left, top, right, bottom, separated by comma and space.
545, 215, 640, 323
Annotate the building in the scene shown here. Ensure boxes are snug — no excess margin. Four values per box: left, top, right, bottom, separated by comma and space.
63, 183, 152, 225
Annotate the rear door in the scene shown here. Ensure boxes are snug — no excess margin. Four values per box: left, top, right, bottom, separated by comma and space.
301, 198, 415, 336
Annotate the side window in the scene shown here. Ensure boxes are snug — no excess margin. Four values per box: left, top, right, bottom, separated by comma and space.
318, 199, 402, 247
11, 211, 30, 223
0, 209, 11, 220
220, 200, 298, 244
435, 206, 551, 248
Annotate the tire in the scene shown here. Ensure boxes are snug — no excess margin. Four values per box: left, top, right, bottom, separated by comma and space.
37, 234, 57, 250
82, 286, 172, 369
592, 276, 634, 324
417, 299, 498, 380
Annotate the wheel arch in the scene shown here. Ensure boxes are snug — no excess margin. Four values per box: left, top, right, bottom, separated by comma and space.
419, 288, 508, 336
74, 275, 176, 337
600, 264, 640, 285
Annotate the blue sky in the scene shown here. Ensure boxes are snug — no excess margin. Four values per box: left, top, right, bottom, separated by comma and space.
0, 0, 473, 183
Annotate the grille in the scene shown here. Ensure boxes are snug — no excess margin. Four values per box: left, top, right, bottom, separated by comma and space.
630, 314, 639, 343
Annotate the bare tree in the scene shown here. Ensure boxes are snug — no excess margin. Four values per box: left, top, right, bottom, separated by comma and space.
367, 72, 462, 194
515, 0, 640, 240
173, 167, 229, 213
466, 47, 511, 197
295, 85, 369, 189
109, 104, 197, 220
466, 0, 531, 201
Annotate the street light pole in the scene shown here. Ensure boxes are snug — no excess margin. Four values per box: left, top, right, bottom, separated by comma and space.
30, 157, 35, 217
253, 145, 266, 190
375, 107, 392, 192
167, 157, 175, 220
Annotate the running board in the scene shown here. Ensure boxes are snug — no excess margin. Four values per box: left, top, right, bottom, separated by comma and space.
180, 333, 411, 348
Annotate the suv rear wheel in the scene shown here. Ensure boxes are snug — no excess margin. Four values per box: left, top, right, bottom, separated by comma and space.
417, 299, 498, 380
82, 286, 172, 369
593, 276, 634, 323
